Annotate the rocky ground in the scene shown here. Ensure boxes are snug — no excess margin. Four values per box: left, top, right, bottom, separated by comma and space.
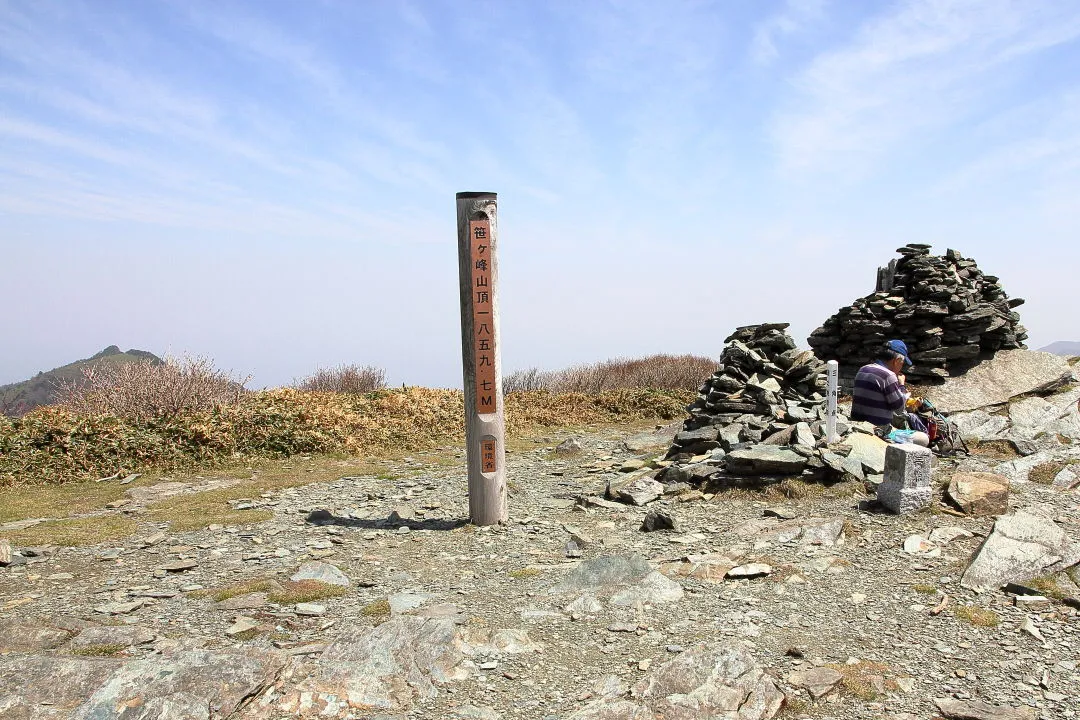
2, 413, 1079, 720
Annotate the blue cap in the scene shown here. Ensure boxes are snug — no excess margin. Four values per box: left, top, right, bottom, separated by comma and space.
886, 339, 913, 368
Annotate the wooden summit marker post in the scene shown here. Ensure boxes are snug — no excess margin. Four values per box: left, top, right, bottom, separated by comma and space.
456, 192, 507, 525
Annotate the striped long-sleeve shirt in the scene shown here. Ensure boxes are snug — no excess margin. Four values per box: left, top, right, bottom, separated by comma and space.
850, 362, 907, 427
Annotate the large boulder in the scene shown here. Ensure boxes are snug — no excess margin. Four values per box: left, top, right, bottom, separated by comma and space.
961, 509, 1080, 592
925, 350, 1075, 413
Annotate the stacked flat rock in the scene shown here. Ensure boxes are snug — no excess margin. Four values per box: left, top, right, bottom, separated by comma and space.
808, 245, 1027, 384
660, 324, 874, 485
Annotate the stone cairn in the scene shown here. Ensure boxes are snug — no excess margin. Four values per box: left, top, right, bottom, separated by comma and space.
660, 324, 875, 487
808, 244, 1027, 384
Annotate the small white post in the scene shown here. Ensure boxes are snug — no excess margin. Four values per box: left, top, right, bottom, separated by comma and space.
826, 360, 840, 443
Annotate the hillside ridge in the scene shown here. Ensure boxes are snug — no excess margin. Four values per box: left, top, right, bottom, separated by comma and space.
1041, 340, 1080, 356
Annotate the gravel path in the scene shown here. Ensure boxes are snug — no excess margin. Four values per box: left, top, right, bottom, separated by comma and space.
1, 420, 1078, 720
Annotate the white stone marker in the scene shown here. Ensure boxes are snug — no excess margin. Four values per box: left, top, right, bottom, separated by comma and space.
825, 360, 840, 443
877, 443, 933, 514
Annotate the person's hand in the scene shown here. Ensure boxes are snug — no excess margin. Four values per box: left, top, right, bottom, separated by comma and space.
897, 373, 906, 387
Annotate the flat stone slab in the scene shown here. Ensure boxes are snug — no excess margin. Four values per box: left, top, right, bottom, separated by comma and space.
69, 625, 156, 651
388, 591, 437, 614
0, 618, 71, 652
550, 555, 683, 607
925, 349, 1076, 413
290, 560, 351, 587
787, 666, 843, 699
725, 446, 806, 476
607, 472, 663, 506
934, 697, 1036, 720
735, 516, 844, 547
842, 433, 889, 475
961, 509, 1080, 592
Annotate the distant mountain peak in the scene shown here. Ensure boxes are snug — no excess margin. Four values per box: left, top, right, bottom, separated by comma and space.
1, 346, 164, 417
1039, 340, 1080, 357
90, 345, 123, 360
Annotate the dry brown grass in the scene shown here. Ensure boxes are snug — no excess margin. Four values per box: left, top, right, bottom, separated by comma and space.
192, 577, 279, 602
953, 605, 1000, 627
71, 643, 127, 657
194, 577, 346, 605
361, 598, 391, 623
1027, 574, 1069, 600
2, 386, 688, 487
143, 489, 273, 532
0, 481, 131, 525
269, 580, 348, 604
0, 514, 137, 547
54, 355, 248, 421
504, 354, 716, 394
967, 439, 1020, 459
823, 661, 895, 701
1029, 460, 1078, 485
294, 364, 386, 394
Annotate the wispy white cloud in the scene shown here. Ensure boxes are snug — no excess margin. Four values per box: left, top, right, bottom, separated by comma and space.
771, 0, 1080, 179
934, 90, 1080, 194
180, 4, 344, 95
751, 0, 827, 65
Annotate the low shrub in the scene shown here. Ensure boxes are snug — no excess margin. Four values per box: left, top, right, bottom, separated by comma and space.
53, 356, 248, 420
294, 364, 387, 394
0, 386, 690, 486
505, 354, 716, 394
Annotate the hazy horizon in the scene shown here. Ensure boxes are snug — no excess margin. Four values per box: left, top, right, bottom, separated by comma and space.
3, 1, 1079, 389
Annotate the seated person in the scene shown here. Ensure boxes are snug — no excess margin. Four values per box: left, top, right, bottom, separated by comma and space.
850, 339, 929, 447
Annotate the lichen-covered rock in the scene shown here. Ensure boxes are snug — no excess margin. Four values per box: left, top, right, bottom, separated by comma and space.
926, 350, 1075, 413
568, 643, 782, 720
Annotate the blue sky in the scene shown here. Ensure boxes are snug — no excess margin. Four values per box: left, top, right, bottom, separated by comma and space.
2, 0, 1078, 389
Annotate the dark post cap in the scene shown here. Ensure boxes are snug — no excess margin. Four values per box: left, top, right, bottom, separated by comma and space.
456, 191, 497, 199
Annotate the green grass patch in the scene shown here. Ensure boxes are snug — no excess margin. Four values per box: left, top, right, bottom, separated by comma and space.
912, 584, 937, 595
508, 568, 542, 579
